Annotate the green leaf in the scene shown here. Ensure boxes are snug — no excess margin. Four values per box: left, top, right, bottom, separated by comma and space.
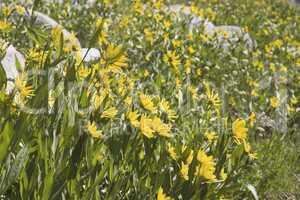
42, 168, 55, 200
14, 55, 23, 72
0, 121, 14, 164
0, 63, 7, 90
0, 146, 29, 194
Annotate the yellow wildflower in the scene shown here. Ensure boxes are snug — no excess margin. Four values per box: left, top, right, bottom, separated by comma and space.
101, 107, 118, 119
188, 85, 198, 100
159, 98, 177, 120
86, 121, 102, 139
232, 119, 248, 144
140, 115, 154, 138
133, 0, 144, 15
51, 25, 63, 49
205, 83, 221, 108
103, 44, 128, 73
127, 111, 139, 128
15, 73, 35, 99
2, 6, 13, 17
249, 112, 256, 128
270, 96, 279, 108
197, 150, 213, 164
180, 162, 189, 181
163, 51, 181, 69
77, 66, 91, 79
15, 5, 25, 15
98, 31, 108, 45
94, 90, 108, 110
188, 46, 196, 54
186, 150, 194, 165
144, 28, 154, 44
124, 96, 132, 106
139, 93, 156, 113
167, 143, 177, 160
172, 40, 182, 48
220, 168, 228, 180
243, 141, 258, 159
152, 117, 172, 138
157, 187, 171, 200
0, 20, 11, 32
163, 20, 171, 29
205, 131, 217, 143
195, 150, 217, 181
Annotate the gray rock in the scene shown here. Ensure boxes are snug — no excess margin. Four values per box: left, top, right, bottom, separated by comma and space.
80, 48, 100, 63
27, 11, 81, 48
1, 45, 25, 93
167, 4, 255, 50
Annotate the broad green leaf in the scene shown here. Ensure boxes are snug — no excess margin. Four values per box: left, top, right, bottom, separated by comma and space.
0, 63, 7, 90
0, 121, 14, 164
0, 146, 29, 194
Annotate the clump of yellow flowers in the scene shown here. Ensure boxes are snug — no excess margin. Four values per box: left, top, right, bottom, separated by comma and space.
195, 150, 217, 182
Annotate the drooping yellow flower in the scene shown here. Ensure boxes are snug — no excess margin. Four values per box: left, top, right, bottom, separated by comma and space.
157, 187, 171, 200
167, 143, 177, 160
127, 111, 140, 128
140, 115, 154, 138
101, 107, 118, 119
270, 96, 279, 108
232, 119, 248, 144
15, 73, 35, 99
86, 121, 102, 139
151, 117, 172, 138
180, 162, 189, 181
139, 93, 156, 113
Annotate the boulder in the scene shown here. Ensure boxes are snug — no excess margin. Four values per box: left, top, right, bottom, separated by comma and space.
167, 4, 255, 50
1, 45, 25, 93
27, 11, 81, 48
80, 48, 100, 63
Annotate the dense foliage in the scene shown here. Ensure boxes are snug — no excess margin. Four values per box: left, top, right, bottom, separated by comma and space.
0, 0, 299, 199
